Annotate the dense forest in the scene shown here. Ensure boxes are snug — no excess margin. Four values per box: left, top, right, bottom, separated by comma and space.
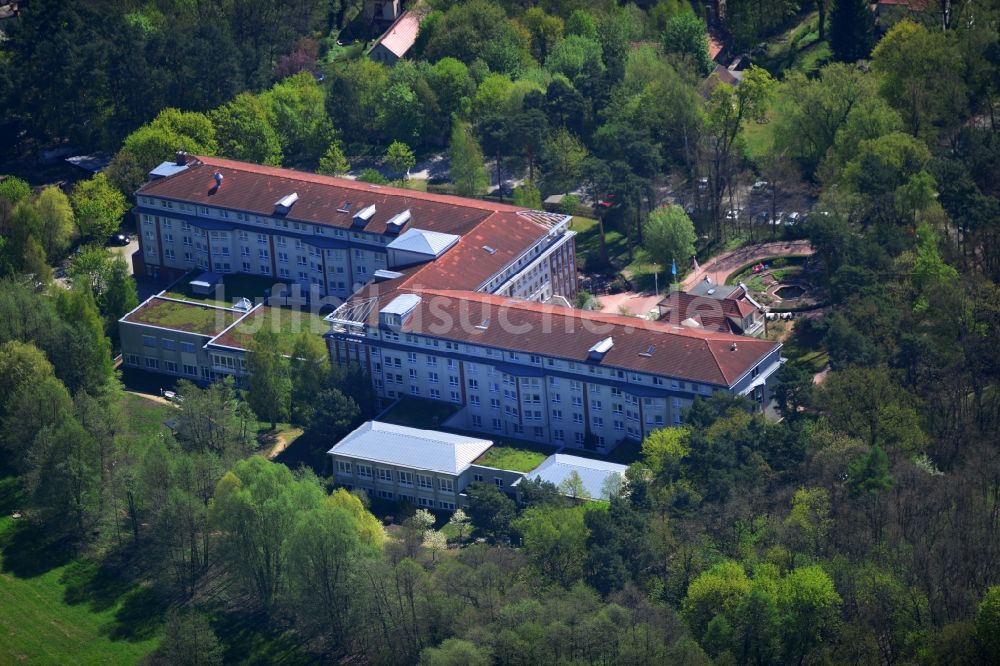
2, 0, 1000, 663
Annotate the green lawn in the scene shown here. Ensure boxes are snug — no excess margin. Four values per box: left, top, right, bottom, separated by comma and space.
571, 216, 629, 272
742, 113, 775, 166
395, 179, 428, 192
0, 479, 159, 665
122, 393, 177, 440
756, 12, 832, 78
475, 441, 556, 473
378, 398, 460, 430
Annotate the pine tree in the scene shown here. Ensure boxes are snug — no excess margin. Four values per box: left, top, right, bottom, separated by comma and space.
829, 0, 874, 63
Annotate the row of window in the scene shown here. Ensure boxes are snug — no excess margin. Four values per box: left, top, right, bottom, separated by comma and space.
141, 199, 393, 246
125, 354, 210, 380
142, 336, 197, 353
370, 489, 455, 510
336, 461, 455, 492
373, 336, 719, 393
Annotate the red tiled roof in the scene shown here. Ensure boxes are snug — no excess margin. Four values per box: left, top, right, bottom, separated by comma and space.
338, 287, 779, 386
371, 10, 422, 58
708, 35, 724, 61
658, 291, 757, 334
141, 155, 560, 297
139, 156, 526, 237
404, 211, 551, 291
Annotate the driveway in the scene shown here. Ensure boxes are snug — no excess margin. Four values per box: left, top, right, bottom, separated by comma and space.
682, 240, 814, 291
109, 237, 139, 274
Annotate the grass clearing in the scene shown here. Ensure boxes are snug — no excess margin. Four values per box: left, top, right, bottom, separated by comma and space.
122, 393, 177, 440
395, 179, 428, 192
742, 113, 775, 166
756, 12, 832, 78
0, 477, 159, 665
571, 216, 629, 271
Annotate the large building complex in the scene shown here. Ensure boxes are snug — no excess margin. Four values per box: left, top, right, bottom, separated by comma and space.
121, 154, 782, 456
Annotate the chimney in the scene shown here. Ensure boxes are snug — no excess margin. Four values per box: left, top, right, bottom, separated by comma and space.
213, 171, 224, 188
175, 150, 188, 166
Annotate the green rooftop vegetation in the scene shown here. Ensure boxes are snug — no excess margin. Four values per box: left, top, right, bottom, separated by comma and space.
130, 297, 239, 336
218, 306, 330, 354
163, 272, 281, 309
475, 440, 556, 473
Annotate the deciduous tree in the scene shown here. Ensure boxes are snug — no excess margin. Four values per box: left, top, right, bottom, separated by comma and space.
449, 119, 488, 196
210, 92, 283, 166
386, 141, 417, 179
212, 457, 324, 614
34, 187, 75, 261
71, 174, 127, 241
246, 328, 291, 430
663, 12, 712, 76
643, 205, 697, 274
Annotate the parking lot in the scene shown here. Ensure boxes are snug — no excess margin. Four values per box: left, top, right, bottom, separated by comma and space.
663, 178, 817, 229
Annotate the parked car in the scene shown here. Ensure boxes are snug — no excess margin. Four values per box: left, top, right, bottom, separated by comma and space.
785, 211, 802, 226
696, 177, 708, 192
750, 180, 770, 194
724, 207, 744, 221
107, 233, 129, 246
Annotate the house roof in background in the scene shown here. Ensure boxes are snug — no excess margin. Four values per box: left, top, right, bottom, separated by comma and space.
370, 10, 422, 58
657, 291, 756, 334
328, 421, 494, 475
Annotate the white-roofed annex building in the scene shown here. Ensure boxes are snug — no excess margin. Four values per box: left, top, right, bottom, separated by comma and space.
328, 421, 629, 511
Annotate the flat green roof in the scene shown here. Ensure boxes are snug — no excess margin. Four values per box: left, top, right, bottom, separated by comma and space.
211, 306, 330, 354
474, 441, 556, 473
163, 272, 281, 309
124, 297, 241, 336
